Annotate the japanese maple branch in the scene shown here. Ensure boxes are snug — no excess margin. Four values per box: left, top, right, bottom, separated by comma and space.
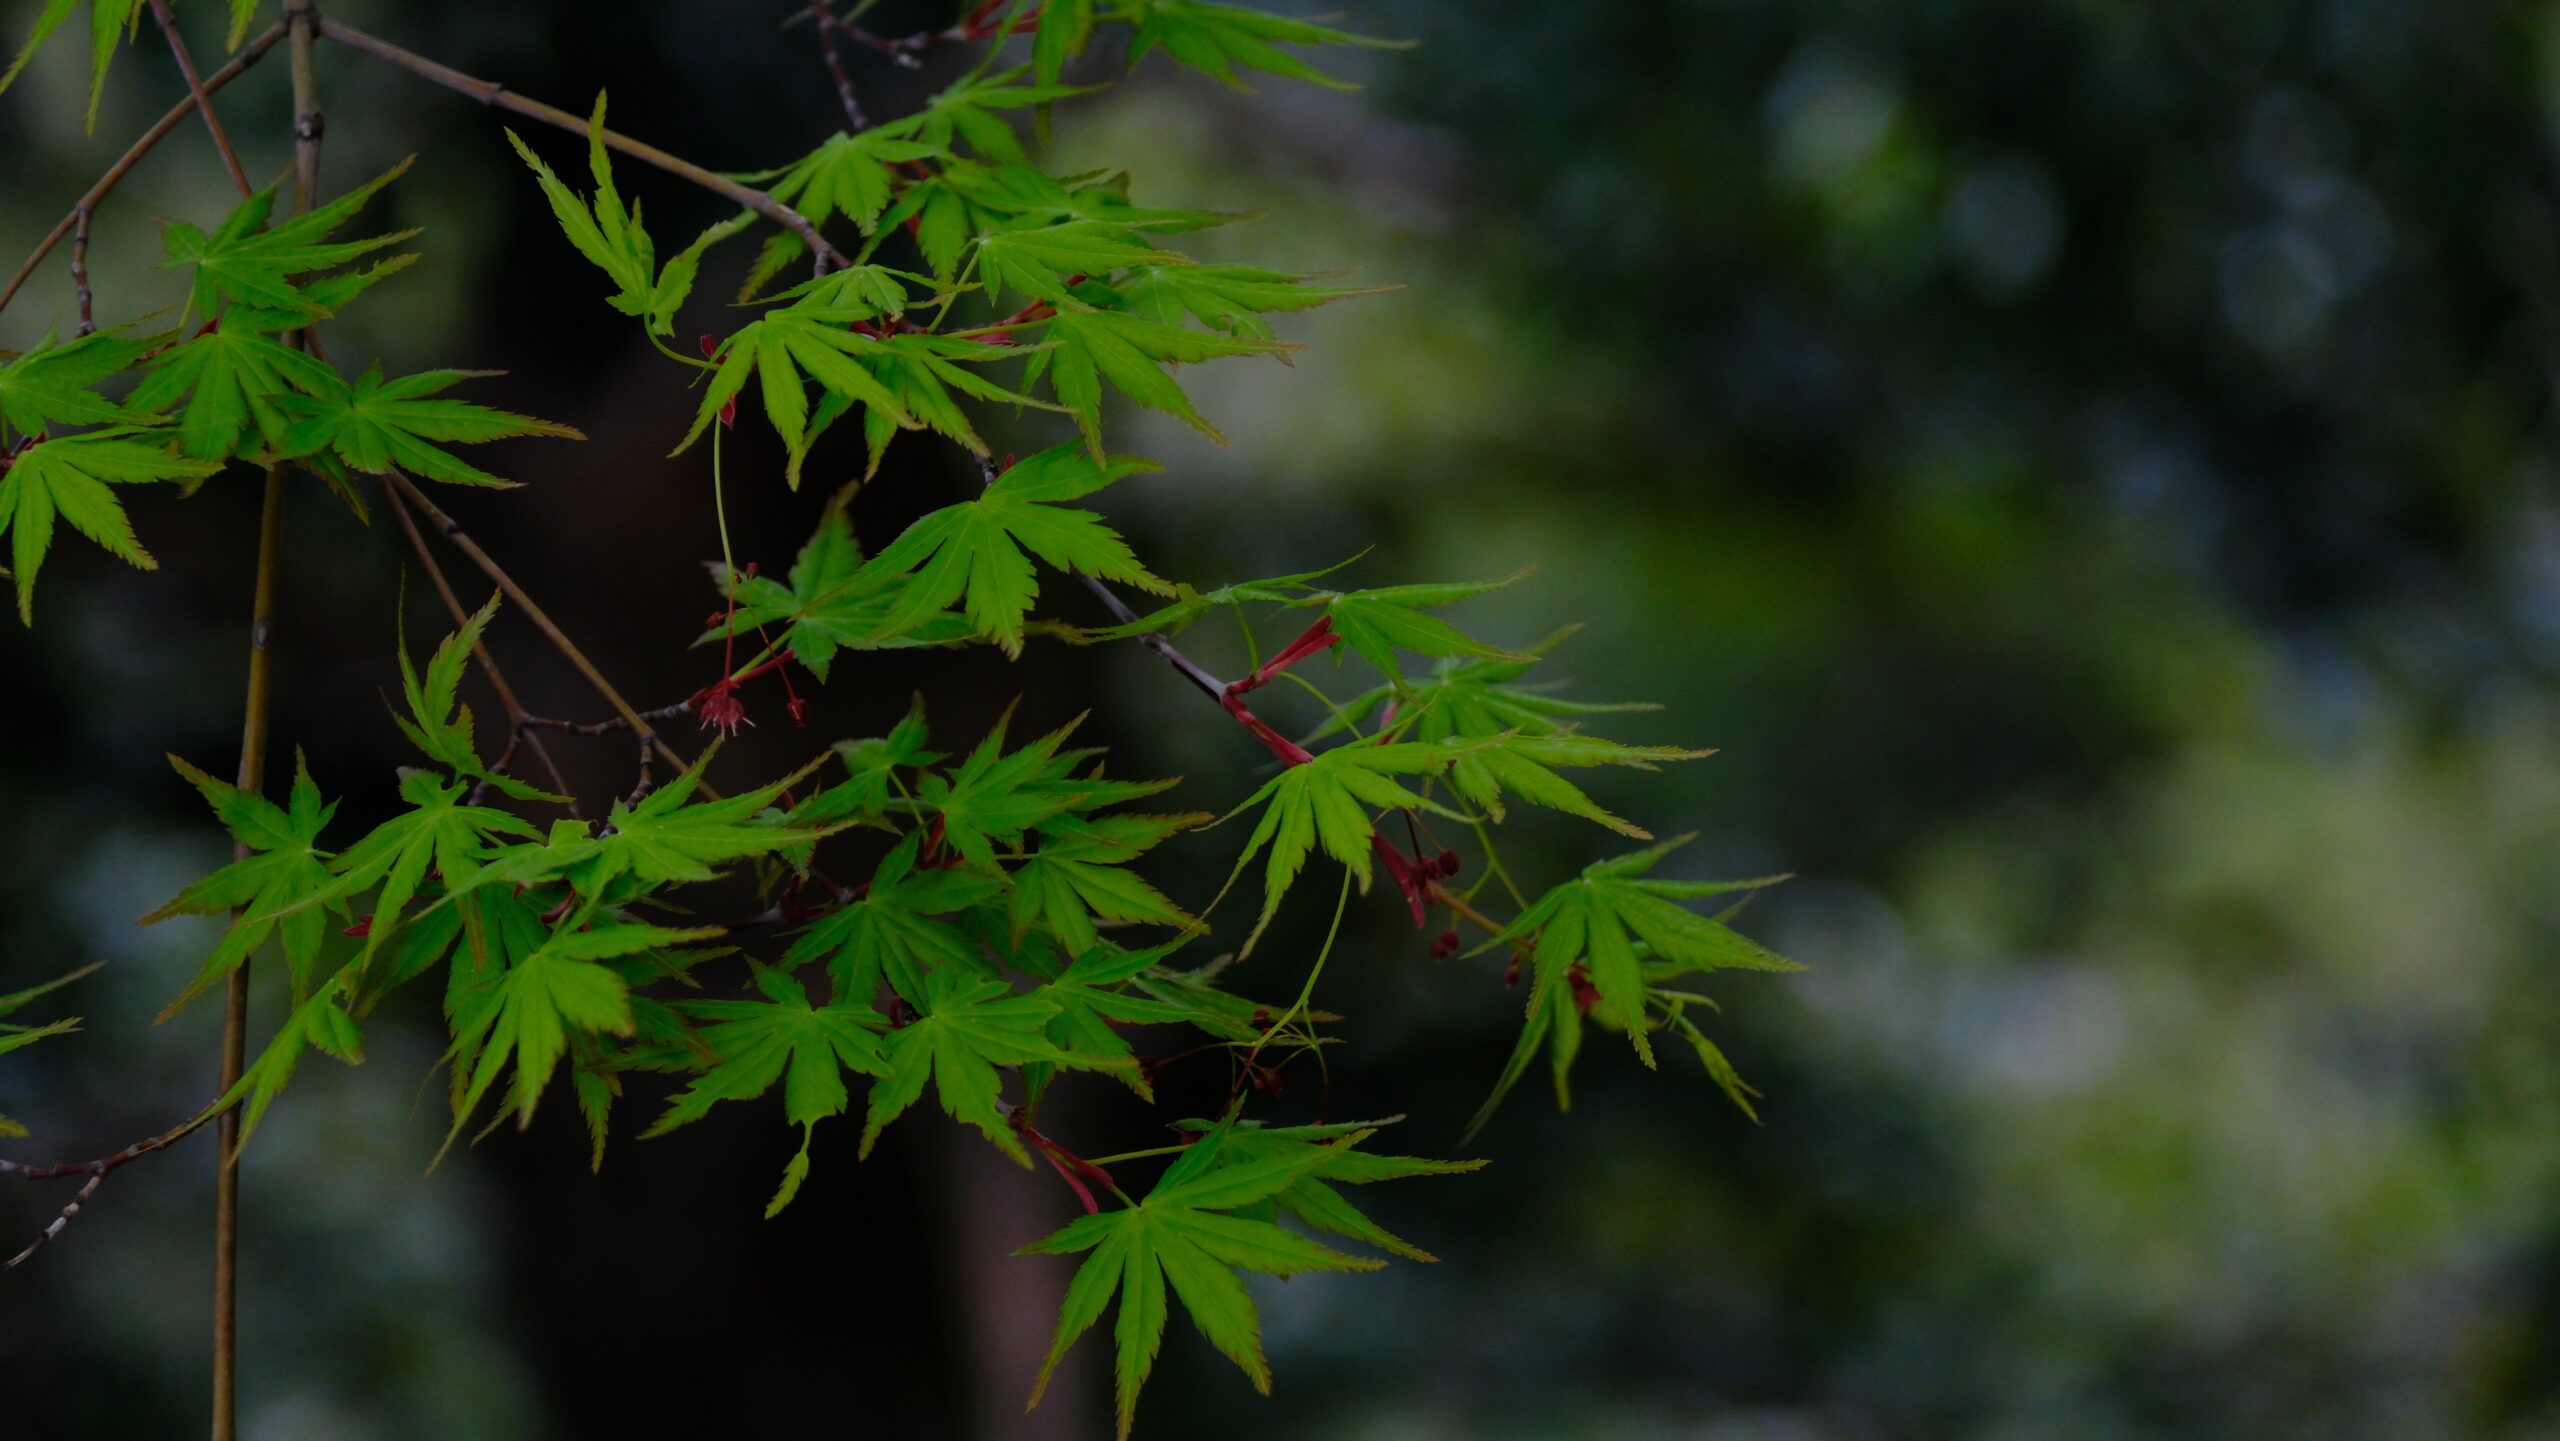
146, 0, 252, 195
0, 17, 288, 322
0, 1104, 226, 1271
312, 18, 851, 271
378, 476, 585, 817
383, 473, 718, 799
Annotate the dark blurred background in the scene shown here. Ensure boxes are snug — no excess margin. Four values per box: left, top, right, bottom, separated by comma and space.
9, 0, 2560, 1436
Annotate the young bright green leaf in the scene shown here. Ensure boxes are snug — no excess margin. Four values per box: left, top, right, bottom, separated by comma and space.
862, 444, 1171, 656
1024, 941, 1198, 1088
1307, 573, 1534, 683
126, 326, 341, 462
1127, 0, 1403, 91
1168, 1117, 1484, 1261
144, 751, 339, 1011
0, 0, 145, 129
0, 327, 155, 437
507, 95, 728, 336
222, 971, 366, 1145
1033, 305, 1287, 452
1463, 839, 1796, 1137
1117, 263, 1388, 341
858, 965, 1077, 1164
703, 487, 969, 678
977, 219, 1184, 307
277, 364, 580, 489
0, 429, 218, 623
1007, 812, 1203, 956
1223, 740, 1472, 944
162, 160, 418, 322
461, 751, 839, 902
917, 707, 1179, 869
1019, 1123, 1384, 1438
311, 769, 543, 971
449, 921, 718, 1134
780, 832, 1006, 1004
764, 130, 947, 239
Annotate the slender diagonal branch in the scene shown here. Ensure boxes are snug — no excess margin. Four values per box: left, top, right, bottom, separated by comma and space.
314, 18, 850, 272
379, 476, 585, 817
0, 18, 288, 323
383, 473, 716, 796
147, 0, 252, 195
0, 1102, 227, 1271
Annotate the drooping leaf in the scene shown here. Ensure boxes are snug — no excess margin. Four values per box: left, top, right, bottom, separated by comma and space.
781, 831, 1006, 1004
0, 327, 156, 438
126, 326, 342, 462
0, 429, 217, 622
1223, 740, 1473, 942
1032, 305, 1287, 452
858, 965, 1078, 1163
449, 921, 717, 1134
162, 160, 418, 323
0, 0, 146, 130
144, 751, 339, 1010
1007, 812, 1203, 955
277, 364, 580, 488
862, 443, 1171, 656
1126, 0, 1402, 91
918, 707, 1178, 870
1019, 1121, 1386, 1438
1117, 263, 1387, 341
507, 95, 731, 336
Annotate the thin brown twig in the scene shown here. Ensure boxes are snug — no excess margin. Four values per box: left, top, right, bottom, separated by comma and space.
0, 18, 288, 324
0, 1103, 226, 1270
147, 0, 253, 196
69, 209, 93, 336
313, 18, 849, 273
7, 1173, 103, 1269
379, 476, 585, 818
811, 0, 869, 130
383, 473, 718, 800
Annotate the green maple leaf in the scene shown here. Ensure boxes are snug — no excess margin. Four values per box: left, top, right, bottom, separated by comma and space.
0, 0, 144, 129
794, 698, 941, 827
509, 94, 741, 337
1023, 941, 1198, 1088
1127, 0, 1403, 90
1031, 305, 1287, 452
223, 969, 366, 1144
1304, 573, 1533, 683
707, 487, 971, 680
309, 769, 542, 970
919, 70, 1088, 160
1007, 812, 1203, 956
863, 443, 1171, 656
1170, 1117, 1483, 1262
919, 708, 1178, 869
859, 965, 1079, 1163
1020, 1120, 1385, 1438
0, 965, 97, 1138
163, 160, 418, 322
144, 751, 340, 1012
646, 962, 891, 1215
1033, 0, 1100, 87
1465, 838, 1798, 1139
763, 130, 947, 238
463, 752, 839, 903
0, 429, 218, 622
779, 831, 1006, 1003
977, 219, 1184, 307
680, 306, 915, 486
126, 326, 342, 463
448, 921, 718, 1134
1116, 263, 1387, 341
388, 591, 562, 801
1225, 740, 1473, 943
1315, 644, 1658, 743
0, 327, 155, 438
277, 365, 580, 488
835, 331, 1049, 478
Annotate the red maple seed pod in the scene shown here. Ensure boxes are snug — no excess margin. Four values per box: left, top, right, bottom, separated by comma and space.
1430, 928, 1461, 960
1435, 849, 1462, 878
1568, 964, 1602, 1012
786, 696, 813, 728
1502, 952, 1523, 988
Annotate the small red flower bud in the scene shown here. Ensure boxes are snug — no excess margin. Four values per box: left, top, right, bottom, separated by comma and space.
1430, 928, 1460, 960
1435, 849, 1462, 878
786, 696, 812, 728
341, 915, 373, 938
